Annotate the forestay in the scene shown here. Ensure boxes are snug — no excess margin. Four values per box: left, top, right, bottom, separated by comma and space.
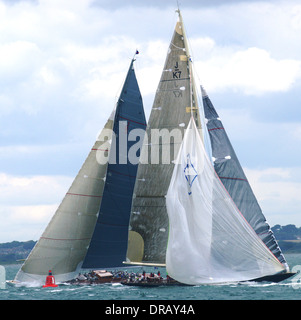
166, 117, 285, 285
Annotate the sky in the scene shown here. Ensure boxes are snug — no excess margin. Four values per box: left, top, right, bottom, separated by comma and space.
0, 0, 301, 242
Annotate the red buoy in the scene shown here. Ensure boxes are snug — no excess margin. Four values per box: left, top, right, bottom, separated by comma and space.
42, 270, 58, 288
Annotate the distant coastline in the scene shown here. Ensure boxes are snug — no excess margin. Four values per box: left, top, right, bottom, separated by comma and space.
0, 224, 301, 264
271, 224, 301, 254
0, 240, 36, 265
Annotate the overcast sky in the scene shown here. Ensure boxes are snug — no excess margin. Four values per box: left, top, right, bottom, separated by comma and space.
0, 0, 301, 242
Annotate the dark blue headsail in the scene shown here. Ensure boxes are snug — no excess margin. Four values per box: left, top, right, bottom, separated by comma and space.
201, 86, 287, 267
83, 58, 146, 268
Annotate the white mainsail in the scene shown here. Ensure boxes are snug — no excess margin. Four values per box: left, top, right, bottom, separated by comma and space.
166, 117, 285, 285
14, 113, 114, 285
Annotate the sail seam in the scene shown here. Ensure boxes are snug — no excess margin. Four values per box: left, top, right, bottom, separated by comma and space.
119, 115, 147, 126
132, 205, 165, 207
208, 127, 224, 131
91, 148, 109, 151
160, 78, 190, 83
220, 176, 248, 182
66, 192, 103, 198
109, 169, 136, 178
135, 195, 165, 198
40, 237, 91, 241
170, 42, 185, 50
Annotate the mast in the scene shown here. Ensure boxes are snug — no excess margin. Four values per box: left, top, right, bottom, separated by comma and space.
176, 9, 200, 127
126, 10, 201, 266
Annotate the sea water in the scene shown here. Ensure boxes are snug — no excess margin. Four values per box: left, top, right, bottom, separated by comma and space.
1, 253, 301, 301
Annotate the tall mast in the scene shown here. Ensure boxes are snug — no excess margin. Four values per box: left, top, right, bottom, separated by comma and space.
126, 10, 203, 266
176, 9, 201, 130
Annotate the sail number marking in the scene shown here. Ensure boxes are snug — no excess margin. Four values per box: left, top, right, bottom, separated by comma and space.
173, 61, 183, 98
173, 61, 182, 79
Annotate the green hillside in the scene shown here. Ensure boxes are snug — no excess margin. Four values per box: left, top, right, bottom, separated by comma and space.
0, 240, 36, 265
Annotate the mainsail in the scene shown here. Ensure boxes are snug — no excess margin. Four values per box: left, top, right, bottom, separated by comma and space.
127, 11, 202, 265
14, 57, 145, 285
166, 117, 285, 285
201, 86, 288, 269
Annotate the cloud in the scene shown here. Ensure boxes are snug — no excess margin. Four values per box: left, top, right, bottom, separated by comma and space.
89, 0, 281, 10
0, 41, 41, 83
0, 204, 56, 242
194, 45, 301, 95
1, 0, 300, 122
0, 172, 72, 242
1, 0, 301, 242
292, 125, 301, 142
211, 108, 301, 227
210, 107, 301, 170
0, 172, 72, 205
244, 167, 301, 226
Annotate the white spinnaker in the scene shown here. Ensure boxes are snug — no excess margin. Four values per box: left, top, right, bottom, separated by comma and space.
166, 117, 285, 285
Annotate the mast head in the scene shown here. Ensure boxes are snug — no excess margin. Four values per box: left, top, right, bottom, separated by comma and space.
175, 5, 183, 27
176, 1, 182, 19
132, 50, 139, 62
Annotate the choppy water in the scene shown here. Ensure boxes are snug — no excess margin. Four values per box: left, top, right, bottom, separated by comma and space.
1, 254, 301, 301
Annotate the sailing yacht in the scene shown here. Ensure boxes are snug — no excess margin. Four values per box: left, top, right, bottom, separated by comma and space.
12, 55, 146, 286
125, 10, 295, 285
10, 9, 295, 287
